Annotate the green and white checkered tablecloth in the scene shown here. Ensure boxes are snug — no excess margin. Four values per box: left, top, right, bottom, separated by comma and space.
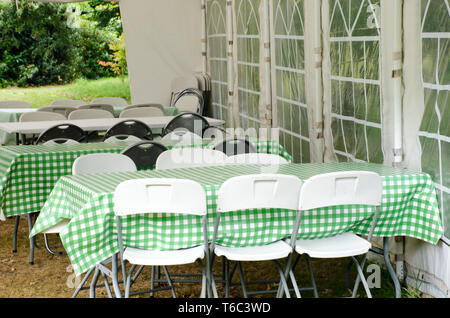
30, 162, 442, 276
0, 139, 291, 218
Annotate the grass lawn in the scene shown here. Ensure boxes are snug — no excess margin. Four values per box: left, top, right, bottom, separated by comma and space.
0, 77, 131, 108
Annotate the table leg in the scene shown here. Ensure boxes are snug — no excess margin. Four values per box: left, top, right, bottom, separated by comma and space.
111, 254, 123, 298
383, 237, 402, 298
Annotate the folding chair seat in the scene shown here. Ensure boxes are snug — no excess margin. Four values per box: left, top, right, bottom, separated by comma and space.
211, 174, 303, 298
112, 178, 213, 298
280, 171, 383, 298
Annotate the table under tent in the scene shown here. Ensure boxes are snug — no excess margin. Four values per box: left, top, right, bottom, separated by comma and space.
28, 0, 448, 298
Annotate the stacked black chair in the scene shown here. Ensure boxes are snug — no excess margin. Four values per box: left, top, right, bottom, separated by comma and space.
103, 119, 153, 141
173, 88, 205, 115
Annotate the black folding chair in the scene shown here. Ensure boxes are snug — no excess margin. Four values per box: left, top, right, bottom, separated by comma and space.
162, 112, 210, 138
121, 141, 168, 169
212, 138, 256, 156
35, 123, 86, 145
103, 119, 153, 141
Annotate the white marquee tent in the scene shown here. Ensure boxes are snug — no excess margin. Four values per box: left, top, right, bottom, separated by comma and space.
26, 0, 449, 297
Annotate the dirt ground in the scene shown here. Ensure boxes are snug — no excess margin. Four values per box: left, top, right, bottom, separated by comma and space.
0, 215, 399, 298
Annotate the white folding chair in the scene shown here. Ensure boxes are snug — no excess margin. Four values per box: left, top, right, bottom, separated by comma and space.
68, 109, 114, 120
113, 178, 212, 298
161, 130, 203, 145
104, 135, 142, 143
19, 111, 66, 122
70, 153, 137, 298
0, 100, 31, 108
78, 103, 115, 115
211, 174, 303, 298
50, 99, 86, 107
91, 97, 128, 108
37, 105, 77, 117
225, 153, 289, 165
119, 106, 164, 118
155, 148, 227, 170
281, 171, 383, 298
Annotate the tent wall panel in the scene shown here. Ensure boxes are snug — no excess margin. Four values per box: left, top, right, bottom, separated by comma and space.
119, 0, 203, 105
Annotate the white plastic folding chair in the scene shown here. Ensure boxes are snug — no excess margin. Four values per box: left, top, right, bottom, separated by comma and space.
281, 171, 383, 298
155, 148, 227, 170
19, 111, 66, 122
225, 153, 289, 165
211, 174, 303, 298
70, 153, 137, 298
78, 103, 115, 115
50, 99, 86, 107
91, 97, 128, 108
37, 105, 77, 117
119, 106, 164, 118
161, 130, 203, 145
0, 100, 32, 108
113, 178, 212, 298
123, 103, 164, 111
104, 135, 142, 143
68, 109, 114, 120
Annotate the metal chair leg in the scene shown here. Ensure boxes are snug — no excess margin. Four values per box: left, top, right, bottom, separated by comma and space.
304, 255, 318, 298
351, 256, 372, 298
72, 267, 94, 298
12, 216, 20, 253
236, 262, 248, 298
27, 214, 34, 265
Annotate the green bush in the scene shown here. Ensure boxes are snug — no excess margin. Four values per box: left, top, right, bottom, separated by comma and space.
0, 1, 117, 88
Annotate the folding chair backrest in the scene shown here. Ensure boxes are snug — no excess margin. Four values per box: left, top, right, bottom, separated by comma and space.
218, 174, 302, 212
155, 148, 227, 170
161, 130, 203, 144
37, 106, 77, 117
68, 109, 114, 120
72, 153, 137, 175
78, 103, 115, 115
121, 141, 168, 169
114, 178, 206, 216
104, 135, 142, 143
213, 138, 256, 156
162, 112, 210, 137
50, 99, 86, 107
225, 153, 289, 165
299, 171, 383, 211
19, 111, 66, 122
0, 100, 32, 108
119, 107, 164, 118
90, 97, 128, 108
35, 124, 85, 144
103, 119, 153, 141
43, 138, 80, 146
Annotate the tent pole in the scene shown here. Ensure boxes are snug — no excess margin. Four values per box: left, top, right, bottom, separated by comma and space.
226, 0, 235, 129
262, 0, 272, 133
201, 0, 207, 74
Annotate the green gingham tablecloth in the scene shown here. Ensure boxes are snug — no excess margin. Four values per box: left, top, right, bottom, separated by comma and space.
0, 139, 291, 218
30, 162, 443, 276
